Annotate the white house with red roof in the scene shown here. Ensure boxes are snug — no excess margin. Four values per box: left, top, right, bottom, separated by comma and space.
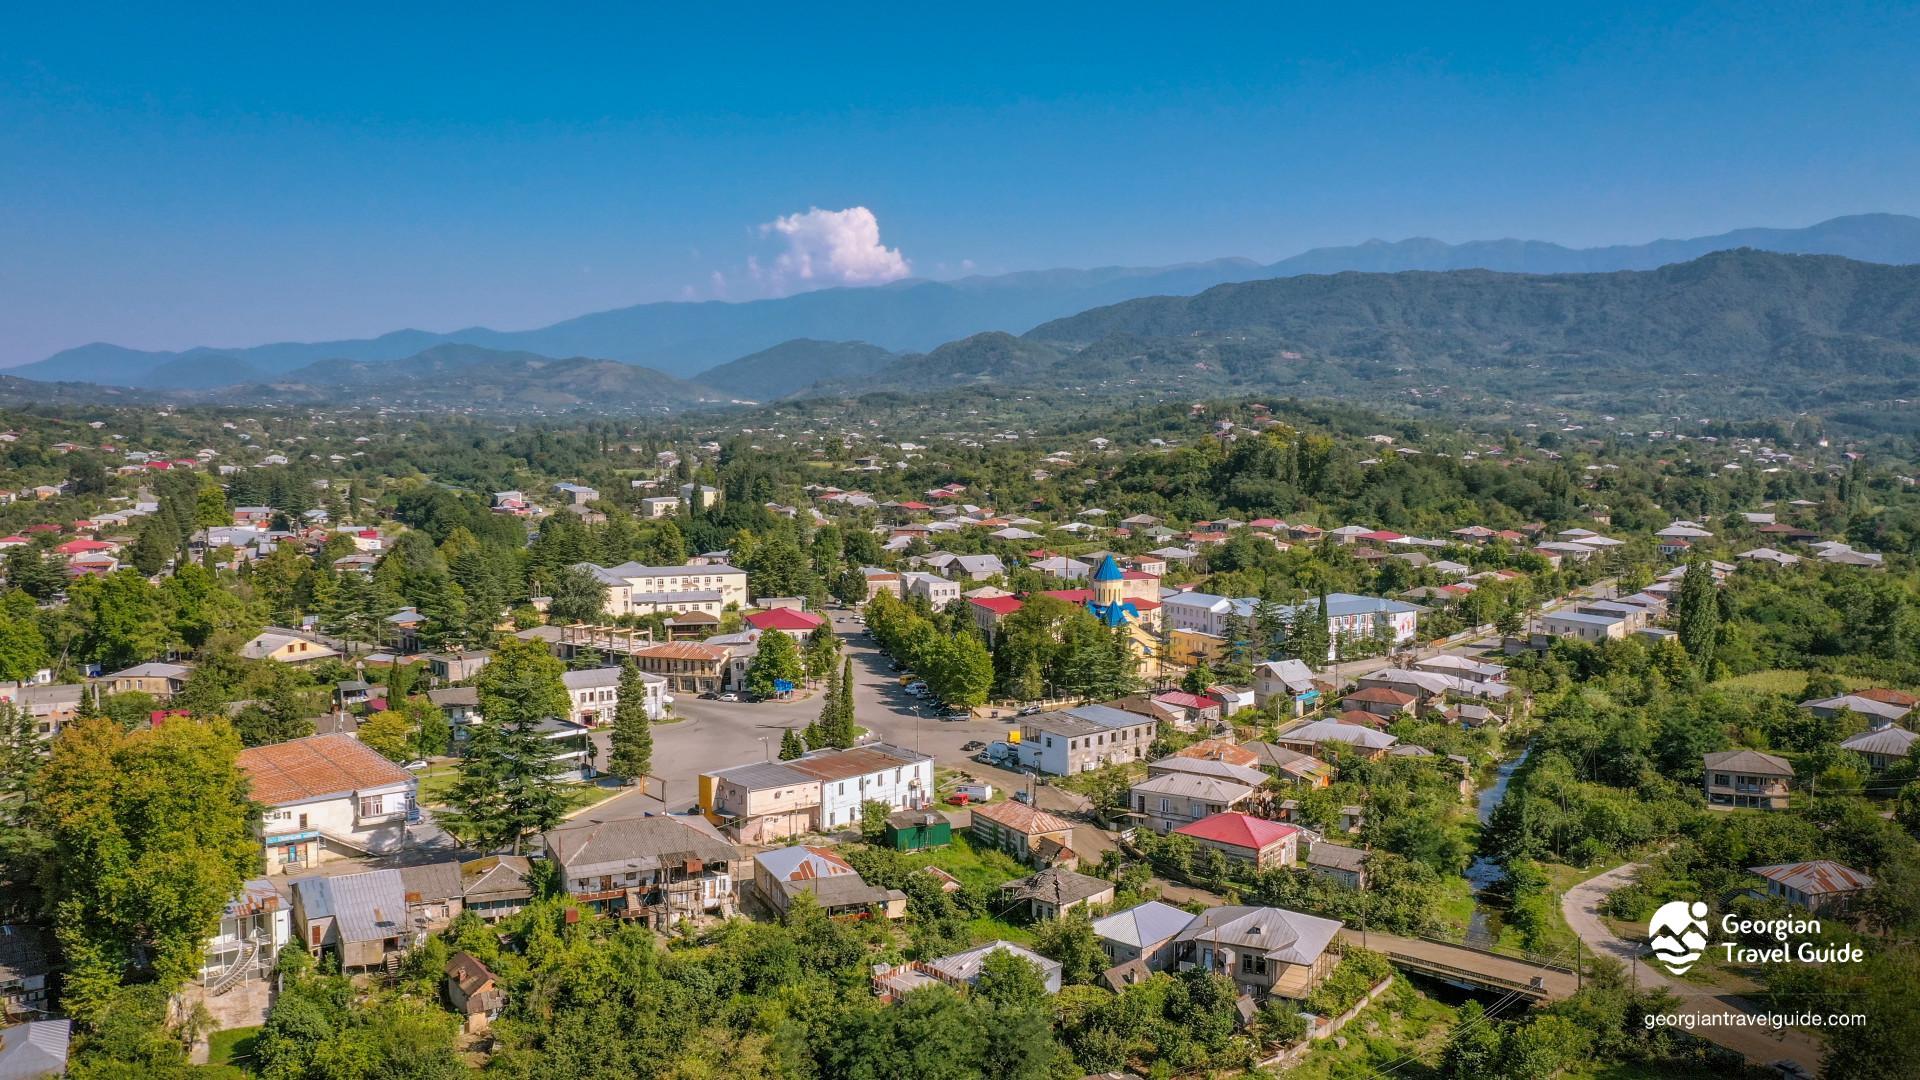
1174, 812, 1301, 869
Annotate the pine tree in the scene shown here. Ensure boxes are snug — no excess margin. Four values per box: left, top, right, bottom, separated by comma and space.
779, 728, 804, 760
446, 638, 572, 853
128, 518, 173, 577
607, 660, 654, 784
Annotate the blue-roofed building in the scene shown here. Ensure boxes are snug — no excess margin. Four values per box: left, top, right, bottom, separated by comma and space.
1082, 555, 1163, 673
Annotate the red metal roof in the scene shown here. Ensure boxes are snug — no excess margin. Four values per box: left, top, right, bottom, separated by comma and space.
970, 595, 1024, 615
745, 608, 826, 631
1174, 812, 1300, 851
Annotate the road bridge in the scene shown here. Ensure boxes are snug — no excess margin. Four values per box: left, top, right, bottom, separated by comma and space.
1338, 929, 1579, 1000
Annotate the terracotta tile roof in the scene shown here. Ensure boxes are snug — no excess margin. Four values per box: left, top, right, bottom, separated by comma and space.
970, 799, 1074, 836
237, 733, 412, 805
1344, 687, 1416, 706
1169, 739, 1258, 767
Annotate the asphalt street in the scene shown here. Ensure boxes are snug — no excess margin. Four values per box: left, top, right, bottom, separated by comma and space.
582, 609, 1032, 821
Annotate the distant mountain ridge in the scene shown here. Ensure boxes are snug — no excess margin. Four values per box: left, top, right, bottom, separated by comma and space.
15, 213, 1919, 388
800, 249, 1920, 416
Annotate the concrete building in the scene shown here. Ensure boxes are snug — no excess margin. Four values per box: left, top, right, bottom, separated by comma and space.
1129, 772, 1258, 834
753, 845, 898, 918
1173, 905, 1342, 1000
237, 734, 417, 874
1173, 812, 1302, 869
579, 561, 750, 614
1748, 860, 1873, 916
1092, 900, 1193, 974
1015, 703, 1158, 776
968, 800, 1077, 869
780, 743, 935, 831
1703, 749, 1793, 810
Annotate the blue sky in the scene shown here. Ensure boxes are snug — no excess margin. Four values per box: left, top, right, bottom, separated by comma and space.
2, 2, 1917, 366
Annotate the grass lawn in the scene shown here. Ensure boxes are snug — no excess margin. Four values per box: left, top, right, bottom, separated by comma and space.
1431, 874, 1479, 938
419, 768, 626, 814
1713, 668, 1870, 695
197, 1025, 260, 1077
899, 833, 1026, 892
1286, 979, 1457, 1078
562, 781, 625, 813
416, 765, 460, 808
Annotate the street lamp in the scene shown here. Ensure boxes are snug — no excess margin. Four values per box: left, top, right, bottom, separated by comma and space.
757, 737, 770, 762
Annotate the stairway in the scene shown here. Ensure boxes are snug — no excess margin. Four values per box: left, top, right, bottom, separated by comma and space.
207, 938, 260, 997
383, 952, 402, 979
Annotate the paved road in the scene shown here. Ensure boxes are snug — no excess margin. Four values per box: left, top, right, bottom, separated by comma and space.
580, 611, 1040, 822
1562, 863, 1824, 1074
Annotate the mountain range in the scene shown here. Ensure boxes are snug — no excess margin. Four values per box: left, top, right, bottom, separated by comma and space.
14, 213, 1920, 389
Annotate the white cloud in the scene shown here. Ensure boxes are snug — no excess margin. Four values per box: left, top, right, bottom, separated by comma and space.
754, 206, 910, 292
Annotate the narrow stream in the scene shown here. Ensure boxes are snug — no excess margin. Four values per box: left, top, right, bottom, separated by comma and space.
1463, 746, 1530, 948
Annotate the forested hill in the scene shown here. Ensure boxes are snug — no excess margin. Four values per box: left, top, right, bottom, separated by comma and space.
804, 250, 1920, 421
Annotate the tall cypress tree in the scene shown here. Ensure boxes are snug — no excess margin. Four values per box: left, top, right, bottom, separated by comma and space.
831, 657, 857, 748
1674, 557, 1721, 673
607, 659, 654, 785
812, 662, 842, 750
779, 728, 804, 760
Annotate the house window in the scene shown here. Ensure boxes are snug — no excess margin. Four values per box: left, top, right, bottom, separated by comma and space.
1714, 773, 1729, 786
1158, 797, 1171, 813
1241, 953, 1269, 976
358, 795, 384, 817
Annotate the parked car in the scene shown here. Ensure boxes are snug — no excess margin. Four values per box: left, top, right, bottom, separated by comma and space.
718, 692, 740, 702
961, 740, 986, 751
699, 691, 719, 700
905, 682, 929, 695
1018, 705, 1042, 716
402, 759, 429, 772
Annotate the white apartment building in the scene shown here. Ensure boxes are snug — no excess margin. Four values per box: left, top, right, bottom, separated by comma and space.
780, 743, 935, 831
561, 665, 668, 726
578, 560, 750, 614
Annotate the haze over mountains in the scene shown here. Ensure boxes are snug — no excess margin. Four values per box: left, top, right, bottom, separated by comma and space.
16, 213, 1920, 391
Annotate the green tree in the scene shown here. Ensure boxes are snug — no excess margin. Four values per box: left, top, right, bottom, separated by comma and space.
545, 563, 609, 626
1031, 909, 1106, 985
445, 638, 571, 853
3, 547, 67, 601
357, 709, 415, 761
974, 948, 1050, 1006
403, 694, 450, 757
1673, 557, 1721, 673
779, 727, 804, 760
746, 628, 805, 699
859, 798, 892, 843
32, 718, 257, 1026
832, 656, 858, 747
68, 570, 169, 671
607, 660, 654, 784
0, 611, 51, 682
127, 518, 174, 576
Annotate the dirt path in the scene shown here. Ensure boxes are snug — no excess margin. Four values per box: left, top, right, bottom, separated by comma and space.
1561, 863, 1824, 1074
